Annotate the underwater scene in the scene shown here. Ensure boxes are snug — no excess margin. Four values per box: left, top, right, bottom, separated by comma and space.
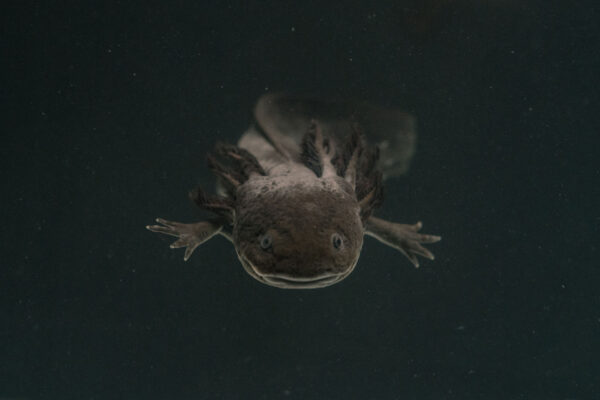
2, 1, 597, 398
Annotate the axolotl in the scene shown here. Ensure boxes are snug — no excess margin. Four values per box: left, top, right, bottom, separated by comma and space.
147, 94, 440, 289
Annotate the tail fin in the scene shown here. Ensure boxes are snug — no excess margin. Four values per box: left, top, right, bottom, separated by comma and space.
251, 93, 417, 179
355, 105, 416, 179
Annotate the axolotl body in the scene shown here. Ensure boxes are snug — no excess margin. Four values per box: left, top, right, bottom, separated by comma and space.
147, 94, 440, 289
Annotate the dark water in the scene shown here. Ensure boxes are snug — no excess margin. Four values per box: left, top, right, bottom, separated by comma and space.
2, 1, 598, 398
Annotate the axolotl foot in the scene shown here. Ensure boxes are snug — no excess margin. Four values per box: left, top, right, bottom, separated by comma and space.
365, 216, 441, 268
146, 218, 223, 261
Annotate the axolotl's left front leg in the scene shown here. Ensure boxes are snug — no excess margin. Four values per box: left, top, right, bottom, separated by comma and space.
365, 216, 441, 268
146, 218, 231, 261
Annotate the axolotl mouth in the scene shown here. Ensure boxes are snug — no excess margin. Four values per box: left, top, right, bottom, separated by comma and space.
236, 252, 358, 289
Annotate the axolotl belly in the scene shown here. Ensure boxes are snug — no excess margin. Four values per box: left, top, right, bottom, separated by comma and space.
147, 93, 440, 289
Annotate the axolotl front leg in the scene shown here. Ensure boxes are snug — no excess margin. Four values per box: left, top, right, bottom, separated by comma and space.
146, 218, 231, 261
365, 216, 441, 268
146, 143, 265, 262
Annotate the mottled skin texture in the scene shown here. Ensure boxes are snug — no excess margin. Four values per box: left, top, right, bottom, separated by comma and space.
147, 93, 441, 289
234, 177, 363, 288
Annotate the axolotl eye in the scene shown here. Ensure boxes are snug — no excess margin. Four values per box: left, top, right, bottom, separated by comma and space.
260, 234, 272, 250
331, 233, 343, 250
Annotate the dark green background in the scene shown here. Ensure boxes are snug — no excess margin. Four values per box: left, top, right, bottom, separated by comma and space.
2, 1, 598, 398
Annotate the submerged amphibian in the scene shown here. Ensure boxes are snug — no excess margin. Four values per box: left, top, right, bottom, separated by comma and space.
147, 94, 440, 289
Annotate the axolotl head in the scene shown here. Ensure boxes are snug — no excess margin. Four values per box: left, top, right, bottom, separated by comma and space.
233, 176, 365, 288
191, 123, 383, 289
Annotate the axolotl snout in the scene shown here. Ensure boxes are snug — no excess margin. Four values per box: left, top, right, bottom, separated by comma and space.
147, 94, 440, 289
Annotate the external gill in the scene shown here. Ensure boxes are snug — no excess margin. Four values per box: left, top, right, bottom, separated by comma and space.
300, 120, 337, 178
330, 126, 384, 222
206, 142, 267, 199
189, 187, 235, 223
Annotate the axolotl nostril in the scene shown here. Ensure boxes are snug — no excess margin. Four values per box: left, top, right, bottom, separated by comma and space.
147, 93, 441, 289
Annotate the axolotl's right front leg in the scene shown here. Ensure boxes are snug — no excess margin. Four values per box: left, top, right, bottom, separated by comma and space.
146, 218, 231, 261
